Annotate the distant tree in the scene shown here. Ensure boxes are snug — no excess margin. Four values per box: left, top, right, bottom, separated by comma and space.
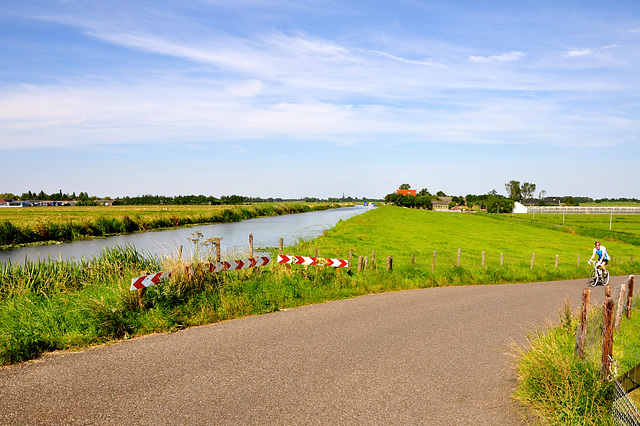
521, 182, 536, 200
436, 191, 446, 197
564, 196, 579, 206
399, 183, 411, 190
505, 180, 521, 200
418, 188, 430, 196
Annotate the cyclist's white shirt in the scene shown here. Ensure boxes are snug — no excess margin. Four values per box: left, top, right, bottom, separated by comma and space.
593, 246, 610, 261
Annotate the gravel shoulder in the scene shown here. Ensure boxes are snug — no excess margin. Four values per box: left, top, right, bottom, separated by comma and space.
0, 277, 617, 425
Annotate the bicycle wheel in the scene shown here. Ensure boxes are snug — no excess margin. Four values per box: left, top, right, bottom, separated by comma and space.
588, 268, 598, 286
602, 270, 610, 285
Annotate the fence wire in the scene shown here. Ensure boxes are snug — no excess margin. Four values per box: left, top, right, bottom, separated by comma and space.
614, 379, 640, 426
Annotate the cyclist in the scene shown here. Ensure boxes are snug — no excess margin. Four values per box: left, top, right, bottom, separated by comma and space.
589, 241, 610, 276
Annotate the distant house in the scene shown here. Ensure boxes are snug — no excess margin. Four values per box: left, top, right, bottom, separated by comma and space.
432, 197, 453, 211
396, 189, 417, 196
513, 202, 528, 213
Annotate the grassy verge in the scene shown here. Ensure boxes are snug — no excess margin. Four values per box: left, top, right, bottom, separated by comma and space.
0, 202, 344, 247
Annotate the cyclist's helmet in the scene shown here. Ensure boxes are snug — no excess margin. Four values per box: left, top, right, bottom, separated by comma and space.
595, 241, 600, 246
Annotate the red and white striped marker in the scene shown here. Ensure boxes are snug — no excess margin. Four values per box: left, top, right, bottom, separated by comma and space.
129, 256, 272, 291
277, 254, 348, 268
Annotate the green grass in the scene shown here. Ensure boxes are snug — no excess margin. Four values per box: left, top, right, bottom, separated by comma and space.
513, 301, 615, 425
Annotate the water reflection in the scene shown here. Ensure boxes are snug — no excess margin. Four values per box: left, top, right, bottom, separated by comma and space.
0, 205, 373, 265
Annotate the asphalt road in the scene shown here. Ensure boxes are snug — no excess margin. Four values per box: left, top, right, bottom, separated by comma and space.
0, 277, 619, 425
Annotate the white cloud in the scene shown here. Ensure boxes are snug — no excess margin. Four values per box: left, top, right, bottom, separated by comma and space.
469, 51, 527, 63
566, 48, 593, 57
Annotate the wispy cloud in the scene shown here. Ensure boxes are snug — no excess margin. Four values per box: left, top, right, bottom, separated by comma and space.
469, 51, 527, 63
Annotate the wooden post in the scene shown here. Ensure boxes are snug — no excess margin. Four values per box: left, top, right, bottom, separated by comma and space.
615, 281, 628, 332
411, 253, 415, 268
555, 254, 558, 269
138, 270, 148, 308
601, 298, 615, 379
500, 253, 504, 266
457, 248, 461, 267
357, 256, 363, 273
577, 254, 580, 268
371, 250, 376, 270
364, 257, 369, 271
530, 253, 535, 270
348, 250, 353, 272
575, 288, 590, 360
279, 238, 284, 255
314, 248, 318, 257
627, 275, 635, 320
605, 284, 612, 299
215, 239, 221, 263
249, 233, 253, 258
481, 251, 485, 267
386, 256, 393, 271
432, 251, 436, 272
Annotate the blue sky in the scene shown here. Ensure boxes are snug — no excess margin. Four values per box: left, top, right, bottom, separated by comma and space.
1, 0, 639, 200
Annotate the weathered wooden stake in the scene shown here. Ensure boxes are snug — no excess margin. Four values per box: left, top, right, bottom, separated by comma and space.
627, 275, 635, 320
279, 238, 284, 255
500, 253, 504, 266
249, 233, 253, 258
364, 257, 369, 271
601, 298, 615, 379
214, 239, 221, 263
411, 253, 415, 268
575, 288, 590, 360
615, 281, 628, 332
357, 256, 363, 273
348, 250, 353, 272
457, 248, 461, 267
530, 253, 535, 270
605, 284, 612, 299
371, 250, 376, 270
386, 256, 393, 271
481, 251, 485, 267
555, 254, 558, 269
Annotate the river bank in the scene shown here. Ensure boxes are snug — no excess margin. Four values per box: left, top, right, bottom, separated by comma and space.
0, 202, 350, 249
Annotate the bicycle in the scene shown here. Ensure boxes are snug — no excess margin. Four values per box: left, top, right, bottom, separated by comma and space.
587, 259, 609, 286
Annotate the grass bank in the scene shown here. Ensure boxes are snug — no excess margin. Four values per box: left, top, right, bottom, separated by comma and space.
0, 202, 343, 247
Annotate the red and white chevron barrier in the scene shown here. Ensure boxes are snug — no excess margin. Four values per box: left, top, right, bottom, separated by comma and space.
277, 254, 348, 268
130, 256, 271, 291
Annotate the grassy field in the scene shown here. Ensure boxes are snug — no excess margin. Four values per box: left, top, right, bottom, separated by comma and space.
1, 205, 638, 423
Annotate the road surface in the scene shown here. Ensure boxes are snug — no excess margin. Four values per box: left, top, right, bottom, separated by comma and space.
0, 277, 619, 425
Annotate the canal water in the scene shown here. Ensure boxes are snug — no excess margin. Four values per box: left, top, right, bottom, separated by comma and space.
0, 205, 373, 265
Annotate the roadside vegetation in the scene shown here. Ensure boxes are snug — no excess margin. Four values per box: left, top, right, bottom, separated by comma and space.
1, 205, 639, 423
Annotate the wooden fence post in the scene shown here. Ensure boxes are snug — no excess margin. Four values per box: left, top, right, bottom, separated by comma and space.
386, 256, 393, 271
575, 288, 590, 360
530, 253, 535, 270
601, 298, 615, 379
279, 238, 284, 255
411, 253, 415, 268
214, 239, 221, 263
348, 250, 353, 272
364, 257, 369, 271
371, 250, 376, 270
482, 251, 485, 267
357, 256, 363, 272
457, 248, 461, 267
249, 233, 253, 258
432, 251, 436, 272
577, 254, 580, 268
605, 284, 612, 299
500, 253, 504, 266
627, 275, 635, 320
615, 281, 628, 332
555, 254, 558, 269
